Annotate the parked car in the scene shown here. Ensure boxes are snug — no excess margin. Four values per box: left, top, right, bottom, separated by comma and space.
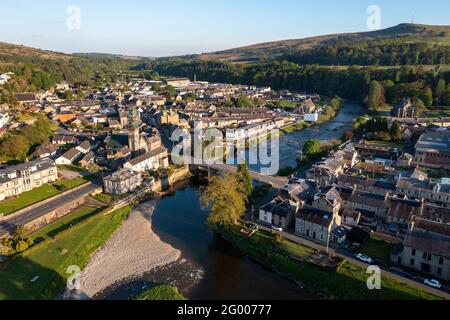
424, 279, 442, 289
375, 259, 391, 271
271, 226, 283, 232
390, 268, 417, 280
245, 223, 258, 231
355, 253, 374, 264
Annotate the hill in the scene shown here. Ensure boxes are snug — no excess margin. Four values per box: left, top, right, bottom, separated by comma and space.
0, 42, 72, 61
199, 24, 450, 63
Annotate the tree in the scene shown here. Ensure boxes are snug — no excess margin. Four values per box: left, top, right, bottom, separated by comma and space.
235, 95, 255, 108
302, 139, 321, 158
165, 85, 175, 100
390, 121, 402, 141
412, 98, 426, 118
344, 131, 354, 141
421, 86, 433, 107
64, 90, 74, 102
0, 135, 29, 162
236, 164, 253, 202
151, 83, 161, 92
444, 85, 450, 106
435, 79, 446, 105
201, 173, 246, 229
366, 81, 385, 110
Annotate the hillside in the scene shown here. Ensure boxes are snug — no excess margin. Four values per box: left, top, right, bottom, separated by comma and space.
0, 42, 71, 61
200, 24, 450, 63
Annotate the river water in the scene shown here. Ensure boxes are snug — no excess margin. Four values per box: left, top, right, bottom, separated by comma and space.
243, 101, 365, 172
98, 101, 364, 300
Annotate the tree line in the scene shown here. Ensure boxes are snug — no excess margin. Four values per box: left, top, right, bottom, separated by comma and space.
151, 58, 450, 111
282, 39, 450, 66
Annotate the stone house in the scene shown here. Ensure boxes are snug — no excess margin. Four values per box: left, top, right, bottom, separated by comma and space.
391, 218, 450, 281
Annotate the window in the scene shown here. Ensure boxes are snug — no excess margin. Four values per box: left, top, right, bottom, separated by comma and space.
411, 249, 416, 256
410, 259, 415, 266
437, 268, 442, 276
439, 257, 444, 265
422, 252, 427, 260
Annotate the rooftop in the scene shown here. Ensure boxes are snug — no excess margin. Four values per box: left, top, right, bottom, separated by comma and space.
415, 131, 450, 153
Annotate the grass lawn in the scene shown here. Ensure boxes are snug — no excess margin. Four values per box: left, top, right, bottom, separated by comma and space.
360, 238, 394, 262
134, 285, 186, 300
92, 193, 121, 205
0, 206, 131, 300
365, 140, 405, 149
53, 177, 88, 191
219, 224, 443, 300
30, 205, 105, 243
0, 178, 89, 216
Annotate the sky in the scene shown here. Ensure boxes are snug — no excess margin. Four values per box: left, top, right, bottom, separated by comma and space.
0, 0, 449, 57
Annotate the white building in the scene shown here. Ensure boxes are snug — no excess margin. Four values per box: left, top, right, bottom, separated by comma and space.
103, 169, 143, 195
0, 112, 10, 128
0, 158, 58, 201
55, 147, 82, 165
305, 113, 319, 122
124, 147, 169, 173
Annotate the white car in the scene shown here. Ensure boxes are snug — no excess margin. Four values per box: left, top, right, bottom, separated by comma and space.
424, 279, 442, 289
271, 226, 283, 232
355, 253, 374, 264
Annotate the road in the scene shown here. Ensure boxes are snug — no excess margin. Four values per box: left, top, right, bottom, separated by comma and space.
0, 182, 101, 237
249, 220, 450, 299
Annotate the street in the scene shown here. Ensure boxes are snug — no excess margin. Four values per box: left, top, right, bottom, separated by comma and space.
0, 181, 101, 237
246, 218, 450, 299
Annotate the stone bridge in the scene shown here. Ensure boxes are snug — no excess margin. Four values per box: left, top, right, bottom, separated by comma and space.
193, 161, 288, 189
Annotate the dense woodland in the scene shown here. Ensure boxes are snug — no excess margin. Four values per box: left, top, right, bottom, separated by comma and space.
282, 39, 450, 66
151, 58, 450, 110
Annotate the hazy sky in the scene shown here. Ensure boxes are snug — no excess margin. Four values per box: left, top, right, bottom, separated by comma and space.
1, 0, 449, 57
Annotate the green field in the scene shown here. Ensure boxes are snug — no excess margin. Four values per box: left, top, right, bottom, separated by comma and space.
360, 238, 394, 262
30, 205, 105, 243
0, 178, 88, 216
134, 285, 186, 300
219, 224, 444, 300
0, 205, 131, 300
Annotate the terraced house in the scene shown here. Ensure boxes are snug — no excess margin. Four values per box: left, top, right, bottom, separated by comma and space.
0, 159, 58, 201
391, 218, 450, 281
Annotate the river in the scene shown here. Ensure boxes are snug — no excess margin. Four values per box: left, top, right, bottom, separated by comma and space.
97, 101, 364, 300
239, 101, 365, 172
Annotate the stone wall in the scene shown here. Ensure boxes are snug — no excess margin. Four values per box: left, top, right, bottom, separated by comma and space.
8, 182, 94, 217
24, 197, 87, 233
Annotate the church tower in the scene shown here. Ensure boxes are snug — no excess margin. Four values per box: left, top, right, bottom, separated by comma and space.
128, 106, 141, 154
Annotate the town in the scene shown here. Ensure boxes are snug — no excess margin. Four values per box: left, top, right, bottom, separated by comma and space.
0, 71, 449, 300
2, 1, 450, 305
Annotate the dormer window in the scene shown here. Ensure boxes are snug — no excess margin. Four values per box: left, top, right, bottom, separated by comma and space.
8, 172, 17, 179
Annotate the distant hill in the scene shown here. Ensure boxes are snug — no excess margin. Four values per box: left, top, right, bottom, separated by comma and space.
199, 24, 450, 63
73, 52, 146, 60
0, 42, 71, 61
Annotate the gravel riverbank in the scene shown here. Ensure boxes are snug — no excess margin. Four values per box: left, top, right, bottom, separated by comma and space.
76, 200, 181, 298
